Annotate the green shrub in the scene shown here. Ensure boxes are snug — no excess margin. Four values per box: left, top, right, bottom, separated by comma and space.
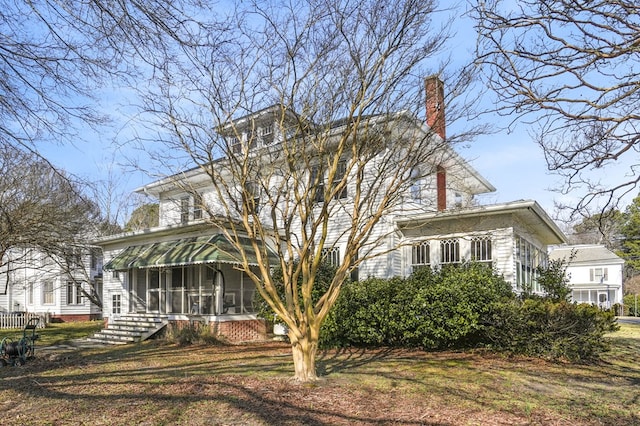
483, 299, 619, 362
322, 263, 514, 349
623, 293, 640, 316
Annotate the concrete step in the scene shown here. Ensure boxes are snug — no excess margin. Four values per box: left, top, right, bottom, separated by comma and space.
86, 314, 168, 345
99, 329, 143, 338
86, 336, 131, 345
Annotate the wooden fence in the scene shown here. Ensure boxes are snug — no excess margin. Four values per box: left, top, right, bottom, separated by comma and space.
0, 312, 46, 329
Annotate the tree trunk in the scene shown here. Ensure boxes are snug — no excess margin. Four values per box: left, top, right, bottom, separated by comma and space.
290, 333, 319, 382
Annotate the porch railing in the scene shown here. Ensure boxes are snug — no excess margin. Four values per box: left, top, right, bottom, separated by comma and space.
0, 312, 47, 329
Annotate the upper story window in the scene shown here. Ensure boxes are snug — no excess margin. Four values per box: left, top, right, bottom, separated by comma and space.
311, 166, 325, 203
411, 241, 430, 273
90, 250, 98, 270
333, 160, 347, 199
193, 193, 203, 220
410, 167, 422, 203
179, 194, 205, 224
180, 197, 190, 224
259, 124, 274, 145
590, 268, 608, 283
440, 238, 460, 264
244, 182, 261, 214
470, 236, 492, 265
229, 136, 241, 154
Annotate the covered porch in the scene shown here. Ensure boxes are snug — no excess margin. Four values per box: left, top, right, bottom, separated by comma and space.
102, 233, 275, 341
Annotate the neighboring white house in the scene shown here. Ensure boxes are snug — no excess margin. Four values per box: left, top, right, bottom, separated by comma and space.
95, 77, 567, 342
0, 246, 103, 322
549, 244, 624, 309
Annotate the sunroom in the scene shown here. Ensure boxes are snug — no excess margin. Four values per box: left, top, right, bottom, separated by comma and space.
97, 226, 277, 342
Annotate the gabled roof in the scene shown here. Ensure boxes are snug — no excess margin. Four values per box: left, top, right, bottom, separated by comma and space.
549, 244, 624, 265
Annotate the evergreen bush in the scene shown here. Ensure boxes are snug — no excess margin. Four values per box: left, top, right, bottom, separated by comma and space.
322, 263, 514, 349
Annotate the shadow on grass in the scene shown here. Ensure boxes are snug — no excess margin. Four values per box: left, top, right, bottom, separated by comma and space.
0, 341, 453, 425
1, 330, 639, 425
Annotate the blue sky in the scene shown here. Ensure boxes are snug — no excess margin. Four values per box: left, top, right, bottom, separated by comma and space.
37, 3, 635, 225
34, 5, 562, 222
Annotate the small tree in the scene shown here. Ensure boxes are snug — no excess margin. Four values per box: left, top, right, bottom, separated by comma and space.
535, 256, 574, 302
132, 0, 485, 381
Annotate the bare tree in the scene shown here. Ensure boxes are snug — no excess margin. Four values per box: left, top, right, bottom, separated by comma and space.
0, 145, 99, 295
0, 0, 209, 305
0, 0, 207, 151
132, 0, 485, 381
472, 0, 640, 216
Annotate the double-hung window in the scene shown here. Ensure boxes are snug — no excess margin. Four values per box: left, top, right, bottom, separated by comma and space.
180, 197, 189, 224
590, 268, 608, 283
311, 166, 325, 203
43, 281, 54, 305
333, 160, 347, 199
66, 281, 83, 305
259, 124, 274, 145
193, 193, 203, 220
245, 182, 261, 214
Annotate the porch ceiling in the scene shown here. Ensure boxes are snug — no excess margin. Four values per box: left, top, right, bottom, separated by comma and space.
103, 235, 274, 270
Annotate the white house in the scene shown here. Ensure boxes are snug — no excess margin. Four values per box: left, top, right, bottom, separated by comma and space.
0, 246, 103, 322
95, 77, 567, 342
549, 244, 624, 309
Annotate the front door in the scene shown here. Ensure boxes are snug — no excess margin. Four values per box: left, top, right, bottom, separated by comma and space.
598, 291, 609, 309
147, 269, 166, 313
132, 269, 147, 313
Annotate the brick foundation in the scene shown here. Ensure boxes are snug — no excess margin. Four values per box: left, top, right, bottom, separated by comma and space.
215, 319, 267, 342
168, 318, 267, 343
50, 313, 102, 323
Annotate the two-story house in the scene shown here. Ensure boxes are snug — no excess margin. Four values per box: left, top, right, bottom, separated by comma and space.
549, 244, 624, 309
0, 246, 103, 322
95, 77, 566, 343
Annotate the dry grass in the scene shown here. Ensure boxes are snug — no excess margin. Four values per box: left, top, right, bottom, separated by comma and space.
0, 322, 638, 425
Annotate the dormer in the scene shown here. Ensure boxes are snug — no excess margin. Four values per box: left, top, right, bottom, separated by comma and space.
217, 105, 303, 155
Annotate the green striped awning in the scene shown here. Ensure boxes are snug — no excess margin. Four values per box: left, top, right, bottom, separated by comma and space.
103, 244, 152, 270
103, 235, 275, 270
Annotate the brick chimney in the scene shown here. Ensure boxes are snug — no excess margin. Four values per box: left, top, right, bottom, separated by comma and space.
425, 75, 445, 140
436, 165, 446, 211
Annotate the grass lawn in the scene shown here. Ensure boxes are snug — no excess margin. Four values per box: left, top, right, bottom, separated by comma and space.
0, 321, 638, 425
